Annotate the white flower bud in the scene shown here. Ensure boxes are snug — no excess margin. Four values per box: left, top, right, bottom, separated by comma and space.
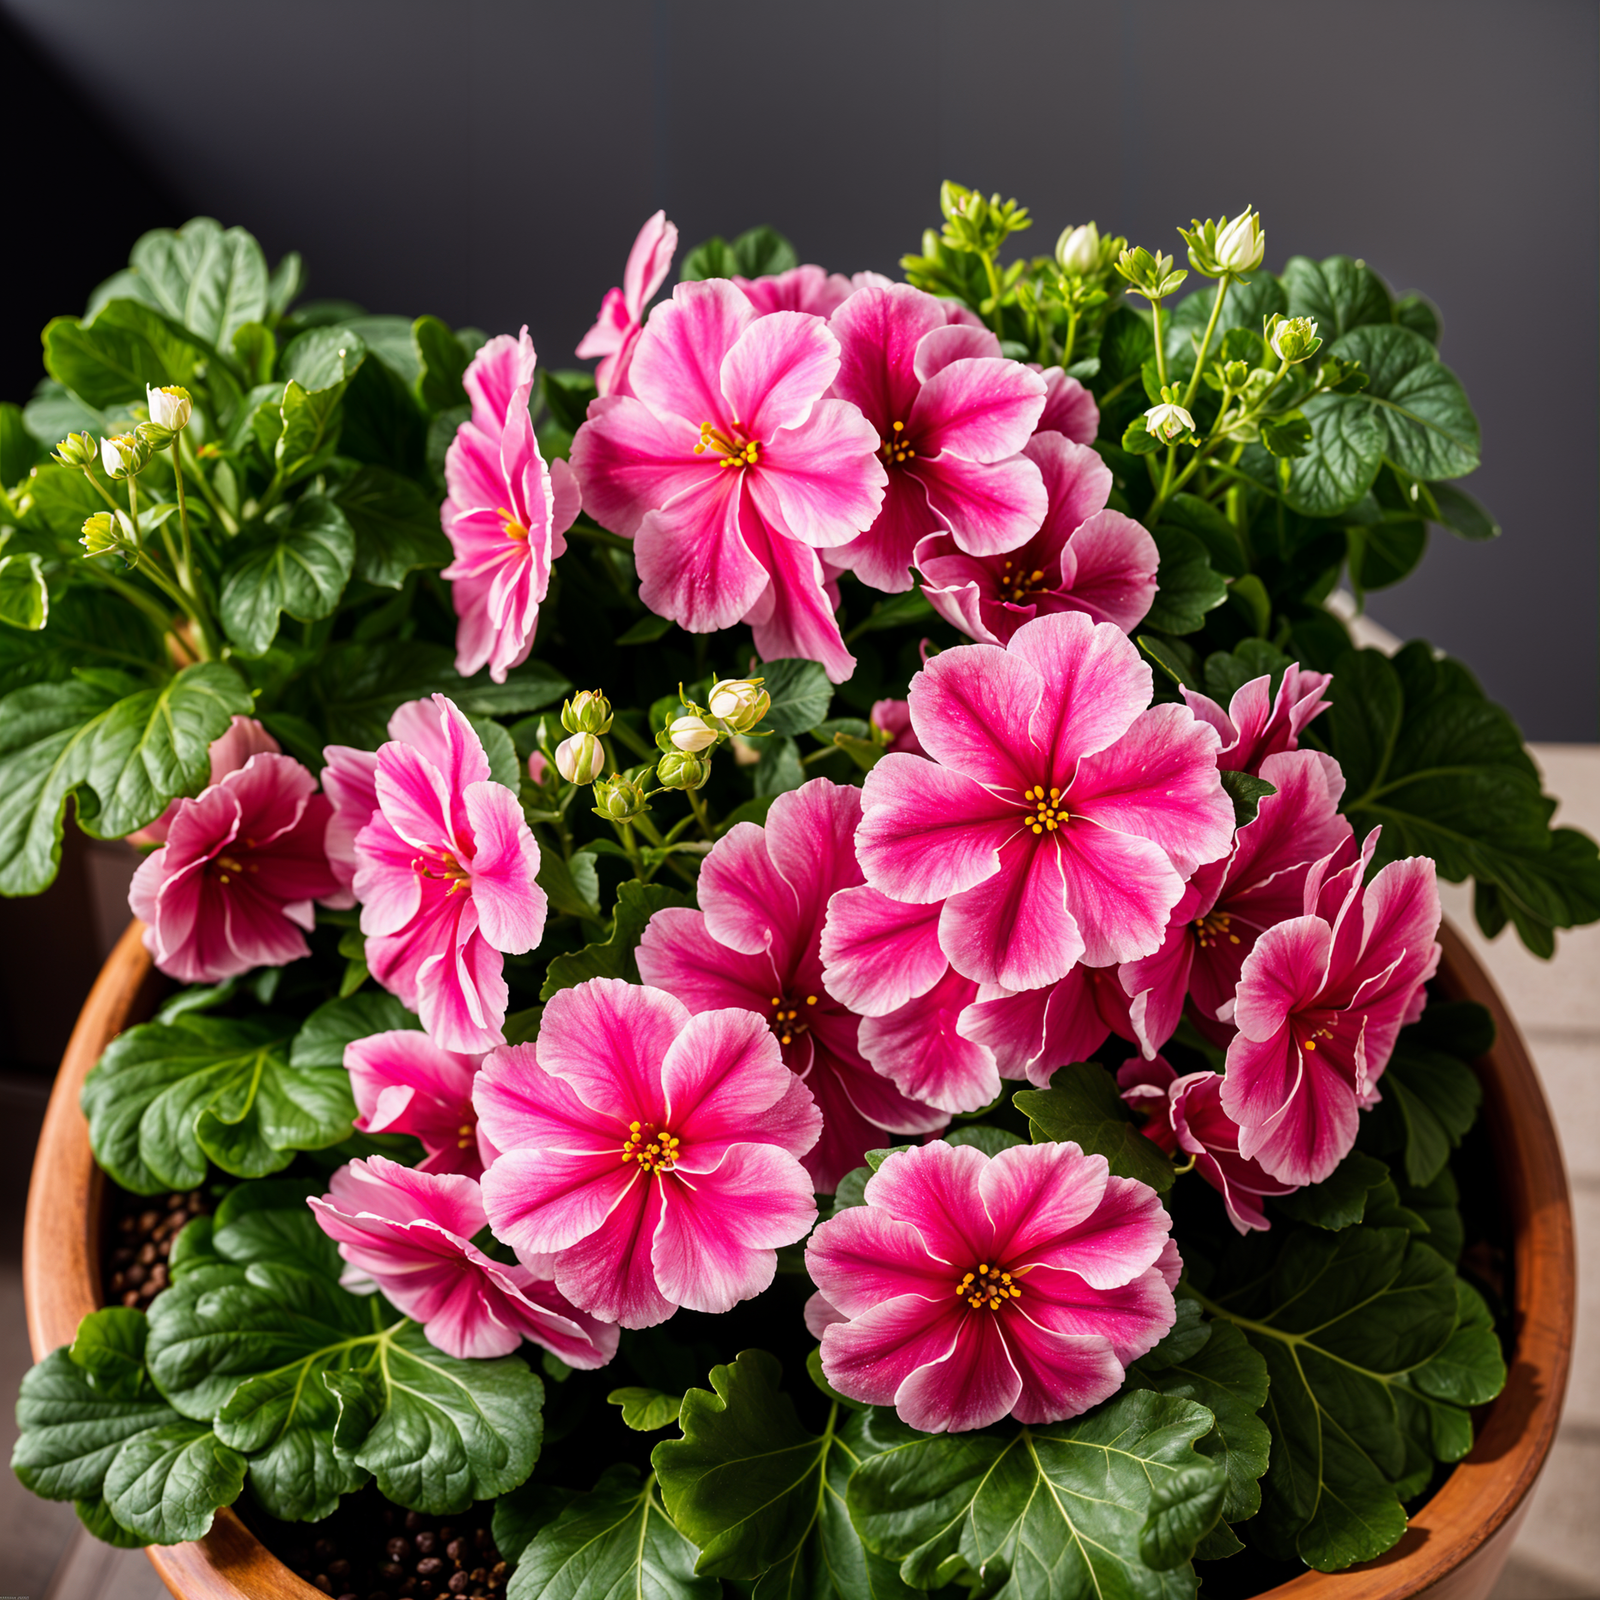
706, 678, 770, 732
561, 689, 613, 736
1214, 209, 1265, 274
668, 714, 717, 753
554, 731, 605, 785
1267, 314, 1322, 364
1055, 222, 1100, 276
100, 433, 141, 478
145, 384, 192, 432
1144, 400, 1196, 443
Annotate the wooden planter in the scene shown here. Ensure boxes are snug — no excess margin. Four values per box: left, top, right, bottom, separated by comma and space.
24, 919, 1575, 1600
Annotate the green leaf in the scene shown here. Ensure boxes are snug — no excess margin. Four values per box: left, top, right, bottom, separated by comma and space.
616, 613, 675, 645
1140, 1466, 1226, 1571
539, 849, 602, 921
753, 657, 833, 735
470, 716, 521, 791
945, 1124, 1026, 1155
1346, 517, 1426, 597
607, 1387, 683, 1431
1121, 416, 1161, 455
412, 316, 470, 413
290, 990, 421, 1069
274, 335, 365, 482
1410, 1278, 1506, 1410
0, 662, 252, 894
492, 1480, 577, 1566
1273, 1150, 1391, 1230
1158, 493, 1246, 578
125, 218, 269, 347
334, 464, 451, 588
1282, 256, 1393, 340
0, 550, 48, 630
101, 1418, 248, 1545
732, 226, 799, 277
540, 369, 597, 435
1015, 1063, 1175, 1192
1144, 527, 1227, 635
0, 400, 45, 486
754, 735, 805, 797
509, 1464, 716, 1600
73, 1493, 147, 1548
69, 1307, 151, 1400
82, 1014, 355, 1192
1428, 482, 1499, 542
1166, 275, 1287, 377
1283, 391, 1385, 518
43, 299, 208, 409
220, 495, 356, 656
1375, 1042, 1482, 1188
210, 1178, 343, 1278
541, 879, 690, 1000
681, 238, 738, 282
1331, 326, 1480, 482
1219, 768, 1276, 828
848, 1388, 1218, 1600
849, 587, 937, 635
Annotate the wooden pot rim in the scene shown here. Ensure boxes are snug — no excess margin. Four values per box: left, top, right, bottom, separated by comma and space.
22, 919, 1575, 1600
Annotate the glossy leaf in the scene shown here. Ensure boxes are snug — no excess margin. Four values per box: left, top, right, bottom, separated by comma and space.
1273, 1150, 1391, 1230
1283, 391, 1384, 518
1144, 527, 1227, 636
1333, 325, 1480, 482
125, 218, 270, 346
43, 299, 207, 409
1015, 1063, 1175, 1192
220, 495, 356, 656
335, 464, 451, 588
101, 1419, 248, 1545
753, 657, 833, 736
1282, 256, 1393, 340
541, 880, 690, 1000
608, 1387, 683, 1431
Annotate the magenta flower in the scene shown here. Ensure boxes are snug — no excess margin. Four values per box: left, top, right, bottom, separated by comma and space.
956, 963, 1136, 1089
575, 209, 678, 397
1033, 366, 1100, 445
129, 754, 341, 984
638, 781, 946, 1188
442, 329, 581, 684
869, 698, 926, 756
1119, 1058, 1296, 1233
734, 264, 854, 318
309, 1157, 618, 1366
345, 1030, 494, 1178
570, 280, 886, 682
1221, 830, 1442, 1185
918, 432, 1158, 644
806, 1141, 1176, 1432
826, 284, 1048, 594
127, 716, 281, 848
475, 978, 821, 1328
855, 612, 1235, 991
1120, 750, 1354, 1058
351, 695, 545, 1052
1182, 662, 1333, 774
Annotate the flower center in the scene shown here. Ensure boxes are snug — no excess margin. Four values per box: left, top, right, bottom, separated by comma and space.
999, 557, 1050, 604
456, 1122, 474, 1152
879, 419, 918, 466
621, 1120, 680, 1173
1297, 1015, 1338, 1053
497, 506, 530, 543
1023, 785, 1068, 835
954, 1262, 1023, 1311
412, 851, 472, 892
210, 852, 256, 885
1193, 910, 1240, 949
694, 419, 762, 470
768, 993, 819, 1047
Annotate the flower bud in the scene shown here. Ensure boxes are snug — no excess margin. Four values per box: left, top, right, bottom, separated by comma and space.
560, 689, 613, 736
1114, 246, 1188, 301
656, 749, 711, 791
1265, 314, 1322, 364
592, 774, 649, 822
554, 731, 605, 785
706, 677, 770, 732
145, 384, 192, 433
668, 714, 717, 753
100, 432, 148, 479
80, 512, 121, 556
52, 431, 99, 470
1055, 222, 1101, 276
1144, 388, 1196, 444
1214, 208, 1265, 273
527, 750, 550, 786
1221, 359, 1251, 389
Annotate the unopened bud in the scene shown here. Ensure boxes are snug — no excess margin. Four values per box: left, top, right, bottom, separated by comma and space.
52, 432, 98, 470
145, 384, 192, 433
100, 432, 148, 479
706, 677, 770, 732
1221, 359, 1251, 389
1266, 314, 1322, 364
656, 749, 711, 791
1055, 222, 1101, 276
80, 512, 121, 556
561, 689, 613, 736
1144, 388, 1196, 444
527, 750, 550, 786
1214, 208, 1264, 273
554, 731, 605, 785
668, 714, 717, 753
592, 773, 649, 822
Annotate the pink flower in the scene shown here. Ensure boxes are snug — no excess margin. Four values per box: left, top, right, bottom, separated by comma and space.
1221, 830, 1442, 1185
1033, 366, 1100, 445
127, 717, 281, 847
637, 781, 946, 1189
570, 279, 886, 683
351, 695, 545, 1052
1120, 750, 1354, 1058
1182, 663, 1333, 774
442, 329, 581, 684
527, 750, 550, 786
1118, 1058, 1297, 1233
575, 209, 679, 398
129, 753, 341, 984
308, 1157, 618, 1365
806, 1141, 1175, 1432
826, 284, 1048, 594
956, 963, 1136, 1089
345, 1030, 494, 1178
869, 699, 925, 757
854, 612, 1235, 991
734, 264, 854, 318
475, 977, 821, 1328
917, 433, 1158, 643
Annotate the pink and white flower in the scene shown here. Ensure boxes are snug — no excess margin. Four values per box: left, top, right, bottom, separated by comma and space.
129, 753, 341, 983
127, 716, 281, 847
476, 978, 820, 1327
571, 279, 886, 682
869, 698, 926, 757
734, 264, 854, 318
309, 1157, 617, 1365
854, 612, 1235, 991
826, 284, 1048, 594
350, 695, 545, 1052
1182, 663, 1333, 775
1221, 830, 1442, 1185
1118, 1058, 1297, 1232
917, 432, 1158, 643
1033, 366, 1100, 445
638, 781, 948, 1189
956, 962, 1136, 1089
345, 1030, 494, 1179
575, 209, 678, 398
806, 1140, 1175, 1432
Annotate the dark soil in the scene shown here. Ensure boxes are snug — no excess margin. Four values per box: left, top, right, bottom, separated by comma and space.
102, 1186, 208, 1308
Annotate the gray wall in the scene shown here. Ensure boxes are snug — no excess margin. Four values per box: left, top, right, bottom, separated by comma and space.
5, 0, 1594, 739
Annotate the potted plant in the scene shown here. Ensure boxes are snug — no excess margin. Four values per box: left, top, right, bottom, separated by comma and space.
4, 192, 1591, 1600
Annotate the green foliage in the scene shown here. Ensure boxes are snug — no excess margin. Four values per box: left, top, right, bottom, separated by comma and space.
607, 1387, 683, 1431
541, 879, 690, 999
753, 656, 834, 735
1015, 1063, 1175, 1192
680, 226, 799, 284
219, 495, 356, 655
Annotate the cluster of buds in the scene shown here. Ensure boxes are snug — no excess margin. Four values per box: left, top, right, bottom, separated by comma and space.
652, 676, 770, 791
1115, 246, 1188, 303
938, 181, 1032, 258
1178, 208, 1265, 278
553, 689, 613, 784
1144, 387, 1197, 445
1265, 314, 1322, 365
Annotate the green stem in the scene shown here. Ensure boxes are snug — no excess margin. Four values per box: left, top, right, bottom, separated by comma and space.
981, 252, 1006, 337
686, 785, 715, 841
1149, 299, 1169, 389
1095, 372, 1141, 408
179, 436, 238, 535
79, 467, 122, 514
614, 821, 648, 879
171, 446, 195, 591
77, 565, 176, 635
1180, 274, 1232, 412
1059, 302, 1079, 371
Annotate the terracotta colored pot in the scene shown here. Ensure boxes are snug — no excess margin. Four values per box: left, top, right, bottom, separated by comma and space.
24, 919, 1575, 1600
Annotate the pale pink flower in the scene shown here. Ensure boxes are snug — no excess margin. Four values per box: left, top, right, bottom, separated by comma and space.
869, 699, 925, 757
956, 963, 1136, 1089
345, 1030, 495, 1179
570, 280, 886, 682
527, 750, 550, 786
1182, 663, 1333, 775
826, 284, 1048, 594
1119, 1058, 1296, 1233
442, 329, 581, 684
1221, 829, 1442, 1185
127, 717, 281, 847
734, 264, 854, 318
476, 978, 821, 1328
918, 432, 1158, 643
575, 209, 678, 398
1033, 366, 1100, 445
807, 1141, 1175, 1432
309, 1157, 618, 1365
129, 754, 341, 984
637, 781, 946, 1189
351, 695, 545, 1052
855, 612, 1235, 991
1120, 750, 1354, 1058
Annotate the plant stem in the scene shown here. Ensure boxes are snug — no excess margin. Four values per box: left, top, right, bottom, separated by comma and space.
171, 445, 195, 591
1149, 300, 1169, 389
79, 467, 122, 514
1181, 274, 1232, 412
686, 785, 715, 841
981, 251, 1006, 337
179, 436, 238, 535
1059, 302, 1079, 371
